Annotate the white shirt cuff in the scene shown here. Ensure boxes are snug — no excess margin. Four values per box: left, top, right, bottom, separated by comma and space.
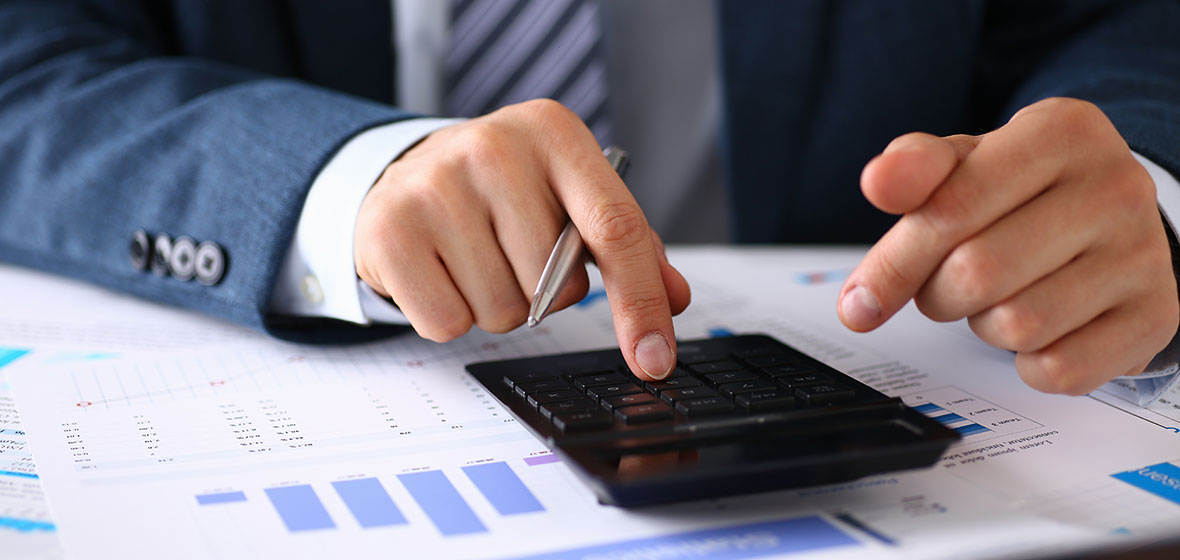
269, 117, 464, 325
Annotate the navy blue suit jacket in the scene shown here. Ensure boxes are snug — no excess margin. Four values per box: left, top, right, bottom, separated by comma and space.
2, 0, 1179, 340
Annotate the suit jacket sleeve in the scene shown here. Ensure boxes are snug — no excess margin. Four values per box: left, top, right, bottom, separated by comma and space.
0, 1, 415, 340
984, 0, 1180, 177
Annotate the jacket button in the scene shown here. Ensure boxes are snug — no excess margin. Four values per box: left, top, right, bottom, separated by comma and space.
151, 234, 172, 277
194, 241, 226, 286
130, 229, 151, 271
169, 237, 197, 281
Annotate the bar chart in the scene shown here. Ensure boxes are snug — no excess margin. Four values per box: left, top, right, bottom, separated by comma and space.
904, 386, 1041, 440
195, 460, 546, 538
910, 403, 991, 437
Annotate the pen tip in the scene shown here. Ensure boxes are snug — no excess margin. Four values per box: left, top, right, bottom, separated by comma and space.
527, 316, 538, 328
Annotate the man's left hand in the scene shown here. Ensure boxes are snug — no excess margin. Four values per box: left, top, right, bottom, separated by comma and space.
841, 97, 1179, 395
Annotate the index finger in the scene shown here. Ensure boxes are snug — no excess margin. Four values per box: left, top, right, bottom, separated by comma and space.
538, 106, 678, 381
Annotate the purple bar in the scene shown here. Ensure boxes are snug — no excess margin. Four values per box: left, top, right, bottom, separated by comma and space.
524, 454, 560, 466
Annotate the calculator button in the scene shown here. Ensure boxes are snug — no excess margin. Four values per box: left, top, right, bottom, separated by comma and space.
689, 361, 744, 375
703, 371, 758, 386
660, 387, 718, 404
677, 350, 731, 365
514, 379, 570, 398
794, 384, 856, 405
645, 377, 702, 394
540, 400, 599, 419
735, 390, 796, 411
527, 389, 585, 408
551, 410, 613, 433
674, 396, 736, 417
717, 380, 776, 398
614, 403, 674, 424
730, 346, 784, 360
744, 354, 800, 368
501, 372, 557, 389
776, 373, 834, 389
601, 393, 658, 411
573, 373, 630, 391
761, 365, 819, 379
561, 368, 615, 381
586, 383, 644, 402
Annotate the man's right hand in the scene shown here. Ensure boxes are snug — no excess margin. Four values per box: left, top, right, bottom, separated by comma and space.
353, 99, 691, 381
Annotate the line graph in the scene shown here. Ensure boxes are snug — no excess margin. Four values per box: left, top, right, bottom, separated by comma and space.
63, 323, 585, 410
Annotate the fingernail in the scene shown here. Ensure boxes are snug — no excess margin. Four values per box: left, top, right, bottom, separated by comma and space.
635, 332, 674, 380
841, 285, 881, 329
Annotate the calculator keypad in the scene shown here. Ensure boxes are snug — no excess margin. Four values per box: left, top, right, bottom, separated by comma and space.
497, 336, 862, 433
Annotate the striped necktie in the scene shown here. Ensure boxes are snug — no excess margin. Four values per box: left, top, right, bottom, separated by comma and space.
445, 0, 610, 144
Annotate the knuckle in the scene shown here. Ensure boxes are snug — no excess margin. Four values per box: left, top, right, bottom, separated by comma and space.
517, 98, 576, 124
585, 201, 650, 254
1060, 97, 1103, 126
477, 299, 528, 334
456, 122, 513, 167
1099, 162, 1157, 219
1024, 350, 1088, 395
416, 312, 473, 343
919, 183, 976, 240
943, 242, 1000, 310
360, 200, 426, 258
988, 301, 1044, 351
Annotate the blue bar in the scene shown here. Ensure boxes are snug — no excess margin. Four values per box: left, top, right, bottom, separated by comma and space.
397, 470, 487, 536
196, 491, 247, 505
954, 423, 990, 436
462, 462, 544, 515
911, 403, 943, 415
512, 516, 858, 560
264, 485, 336, 532
332, 478, 408, 528
932, 413, 966, 425
0, 470, 38, 479
0, 516, 55, 533
708, 328, 735, 338
0, 349, 29, 369
1113, 462, 1180, 505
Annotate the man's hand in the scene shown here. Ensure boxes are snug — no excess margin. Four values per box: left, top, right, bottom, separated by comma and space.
354, 99, 691, 380
841, 97, 1179, 395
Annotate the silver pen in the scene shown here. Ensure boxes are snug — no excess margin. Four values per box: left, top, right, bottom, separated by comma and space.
528, 146, 630, 327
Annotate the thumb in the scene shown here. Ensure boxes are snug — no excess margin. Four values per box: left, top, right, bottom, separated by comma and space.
861, 133, 977, 214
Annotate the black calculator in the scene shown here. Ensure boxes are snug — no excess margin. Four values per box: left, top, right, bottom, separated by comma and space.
466, 334, 959, 507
